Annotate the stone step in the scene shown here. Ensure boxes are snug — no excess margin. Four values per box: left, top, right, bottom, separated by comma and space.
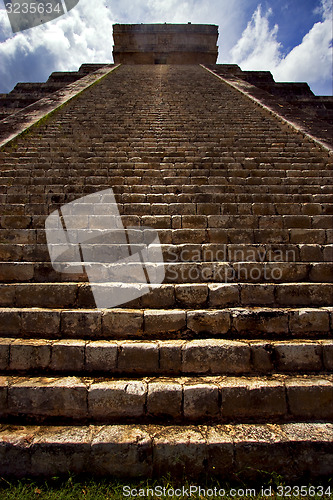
1, 374, 332, 423
1, 337, 332, 376
0, 306, 331, 340
2, 183, 332, 196
0, 214, 332, 230
0, 282, 332, 308
0, 227, 331, 246
1, 202, 332, 216
0, 261, 331, 283
0, 243, 332, 263
3, 192, 333, 205
1, 422, 331, 479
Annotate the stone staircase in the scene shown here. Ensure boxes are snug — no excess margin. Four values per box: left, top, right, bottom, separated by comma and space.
0, 64, 332, 480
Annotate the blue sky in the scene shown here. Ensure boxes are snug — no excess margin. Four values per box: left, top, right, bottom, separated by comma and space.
0, 0, 332, 95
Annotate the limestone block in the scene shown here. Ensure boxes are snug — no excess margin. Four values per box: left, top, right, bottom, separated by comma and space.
10, 339, 51, 371
117, 342, 159, 373
183, 383, 219, 419
299, 245, 323, 262
309, 263, 333, 282
233, 424, 292, 480
232, 308, 289, 334
90, 425, 152, 477
289, 309, 330, 334
286, 378, 333, 419
141, 285, 175, 308
276, 284, 332, 306
0, 285, 15, 306
159, 340, 183, 374
240, 284, 275, 305
187, 310, 231, 335
205, 426, 234, 475
153, 426, 207, 477
183, 339, 250, 374
61, 310, 102, 337
322, 341, 333, 370
85, 341, 117, 372
21, 310, 60, 335
15, 284, 77, 308
103, 309, 143, 337
0, 425, 33, 476
0, 309, 21, 334
147, 381, 182, 418
221, 378, 287, 418
31, 426, 92, 476
50, 340, 85, 372
175, 284, 208, 307
88, 380, 146, 418
144, 310, 186, 335
208, 284, 240, 307
250, 342, 274, 373
274, 342, 322, 371
8, 377, 87, 418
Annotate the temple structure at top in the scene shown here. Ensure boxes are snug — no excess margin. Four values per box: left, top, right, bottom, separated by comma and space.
112, 23, 219, 64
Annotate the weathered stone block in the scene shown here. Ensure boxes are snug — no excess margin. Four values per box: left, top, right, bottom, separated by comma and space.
250, 342, 274, 373
147, 381, 182, 418
159, 340, 183, 374
175, 284, 208, 307
61, 310, 102, 338
88, 380, 146, 418
208, 284, 239, 307
31, 426, 92, 476
232, 309, 289, 334
50, 340, 85, 372
182, 339, 250, 374
286, 378, 333, 419
21, 310, 60, 335
85, 341, 117, 372
10, 339, 51, 371
274, 342, 322, 371
187, 310, 231, 335
289, 309, 330, 334
8, 377, 87, 418
144, 310, 186, 335
103, 310, 143, 337
141, 285, 175, 308
240, 284, 275, 305
90, 426, 152, 477
183, 383, 219, 419
117, 342, 159, 373
322, 341, 333, 370
153, 427, 207, 478
0, 309, 21, 334
221, 378, 287, 418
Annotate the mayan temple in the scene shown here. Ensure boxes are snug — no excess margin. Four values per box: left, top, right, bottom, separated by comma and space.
0, 23, 332, 480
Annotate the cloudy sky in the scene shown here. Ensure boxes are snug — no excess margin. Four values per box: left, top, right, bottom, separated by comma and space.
0, 0, 332, 95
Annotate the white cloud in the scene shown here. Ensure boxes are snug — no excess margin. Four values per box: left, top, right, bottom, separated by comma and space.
230, 5, 282, 70
0, 0, 115, 91
229, 1, 333, 95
